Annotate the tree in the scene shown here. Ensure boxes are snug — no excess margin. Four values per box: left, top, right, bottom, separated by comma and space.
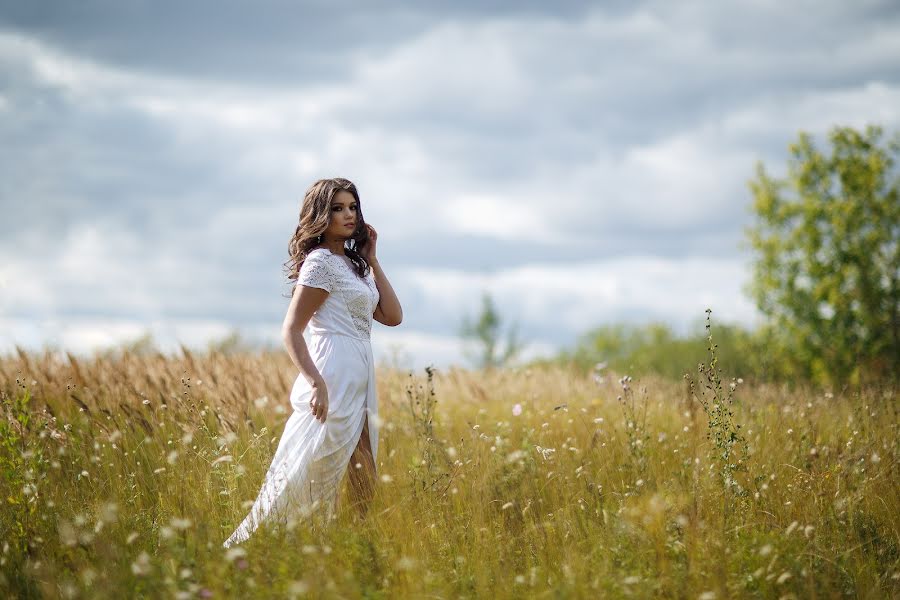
459, 291, 524, 369
743, 124, 900, 388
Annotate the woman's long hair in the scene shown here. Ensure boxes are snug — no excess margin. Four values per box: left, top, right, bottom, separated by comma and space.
284, 177, 371, 294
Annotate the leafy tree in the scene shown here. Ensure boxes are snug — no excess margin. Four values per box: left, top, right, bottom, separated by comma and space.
743, 124, 900, 388
459, 292, 524, 369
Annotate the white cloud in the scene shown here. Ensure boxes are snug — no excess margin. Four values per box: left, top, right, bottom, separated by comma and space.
401, 254, 761, 339
437, 193, 561, 242
720, 81, 900, 141
0, 316, 202, 356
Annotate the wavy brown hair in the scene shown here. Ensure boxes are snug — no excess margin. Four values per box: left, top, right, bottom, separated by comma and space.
284, 177, 371, 294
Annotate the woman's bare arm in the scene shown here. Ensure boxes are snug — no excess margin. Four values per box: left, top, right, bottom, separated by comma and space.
282, 285, 329, 386
370, 257, 403, 326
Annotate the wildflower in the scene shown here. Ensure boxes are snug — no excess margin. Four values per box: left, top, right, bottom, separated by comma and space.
505, 450, 525, 464
225, 547, 246, 562
380, 474, 393, 483
99, 502, 118, 524
785, 520, 798, 536
776, 571, 792, 584
131, 551, 152, 576
512, 403, 523, 416
126, 532, 139, 545
535, 446, 556, 461
288, 581, 309, 595
501, 502, 514, 510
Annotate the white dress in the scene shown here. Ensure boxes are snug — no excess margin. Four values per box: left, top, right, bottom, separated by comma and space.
223, 247, 380, 547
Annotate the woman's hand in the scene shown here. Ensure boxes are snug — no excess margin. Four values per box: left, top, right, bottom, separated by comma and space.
310, 381, 329, 422
361, 224, 378, 263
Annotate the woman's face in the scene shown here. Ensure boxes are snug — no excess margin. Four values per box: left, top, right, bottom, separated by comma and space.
324, 189, 359, 241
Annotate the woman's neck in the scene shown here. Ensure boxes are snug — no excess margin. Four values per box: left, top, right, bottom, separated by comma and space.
318, 239, 346, 255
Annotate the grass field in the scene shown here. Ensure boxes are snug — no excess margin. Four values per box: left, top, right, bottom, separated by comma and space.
1, 332, 897, 598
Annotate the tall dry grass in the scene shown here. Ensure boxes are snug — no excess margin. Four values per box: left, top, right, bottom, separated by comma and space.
0, 335, 897, 598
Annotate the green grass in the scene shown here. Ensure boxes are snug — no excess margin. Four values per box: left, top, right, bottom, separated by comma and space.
0, 341, 897, 598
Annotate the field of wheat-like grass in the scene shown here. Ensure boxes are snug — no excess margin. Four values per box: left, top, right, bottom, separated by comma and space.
0, 342, 897, 599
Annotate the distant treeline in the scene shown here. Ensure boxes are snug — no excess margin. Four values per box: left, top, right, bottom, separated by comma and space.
540, 314, 895, 391
543, 319, 790, 385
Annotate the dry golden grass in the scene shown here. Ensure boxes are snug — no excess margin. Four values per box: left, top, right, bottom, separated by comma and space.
0, 345, 897, 598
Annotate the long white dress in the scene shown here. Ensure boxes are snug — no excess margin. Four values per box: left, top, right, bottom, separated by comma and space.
223, 247, 380, 547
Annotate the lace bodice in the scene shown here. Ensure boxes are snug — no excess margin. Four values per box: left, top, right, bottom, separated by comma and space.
296, 248, 379, 339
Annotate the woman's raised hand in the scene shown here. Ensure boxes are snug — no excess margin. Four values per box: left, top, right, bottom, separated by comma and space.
362, 224, 378, 263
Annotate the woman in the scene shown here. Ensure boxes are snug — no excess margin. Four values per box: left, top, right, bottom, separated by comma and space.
223, 177, 402, 548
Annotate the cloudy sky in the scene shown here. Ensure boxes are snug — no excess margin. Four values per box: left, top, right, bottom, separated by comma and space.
1, 0, 898, 369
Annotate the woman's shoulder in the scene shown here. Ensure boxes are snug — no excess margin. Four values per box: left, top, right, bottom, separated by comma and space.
305, 247, 335, 262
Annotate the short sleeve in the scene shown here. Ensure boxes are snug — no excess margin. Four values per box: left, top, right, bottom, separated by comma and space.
297, 251, 335, 292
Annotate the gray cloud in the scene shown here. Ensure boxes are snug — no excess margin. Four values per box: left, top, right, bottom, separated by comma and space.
1, 1, 898, 364
0, 0, 607, 85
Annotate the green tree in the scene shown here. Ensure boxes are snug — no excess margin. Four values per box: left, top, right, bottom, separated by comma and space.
743, 124, 900, 388
459, 291, 524, 369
